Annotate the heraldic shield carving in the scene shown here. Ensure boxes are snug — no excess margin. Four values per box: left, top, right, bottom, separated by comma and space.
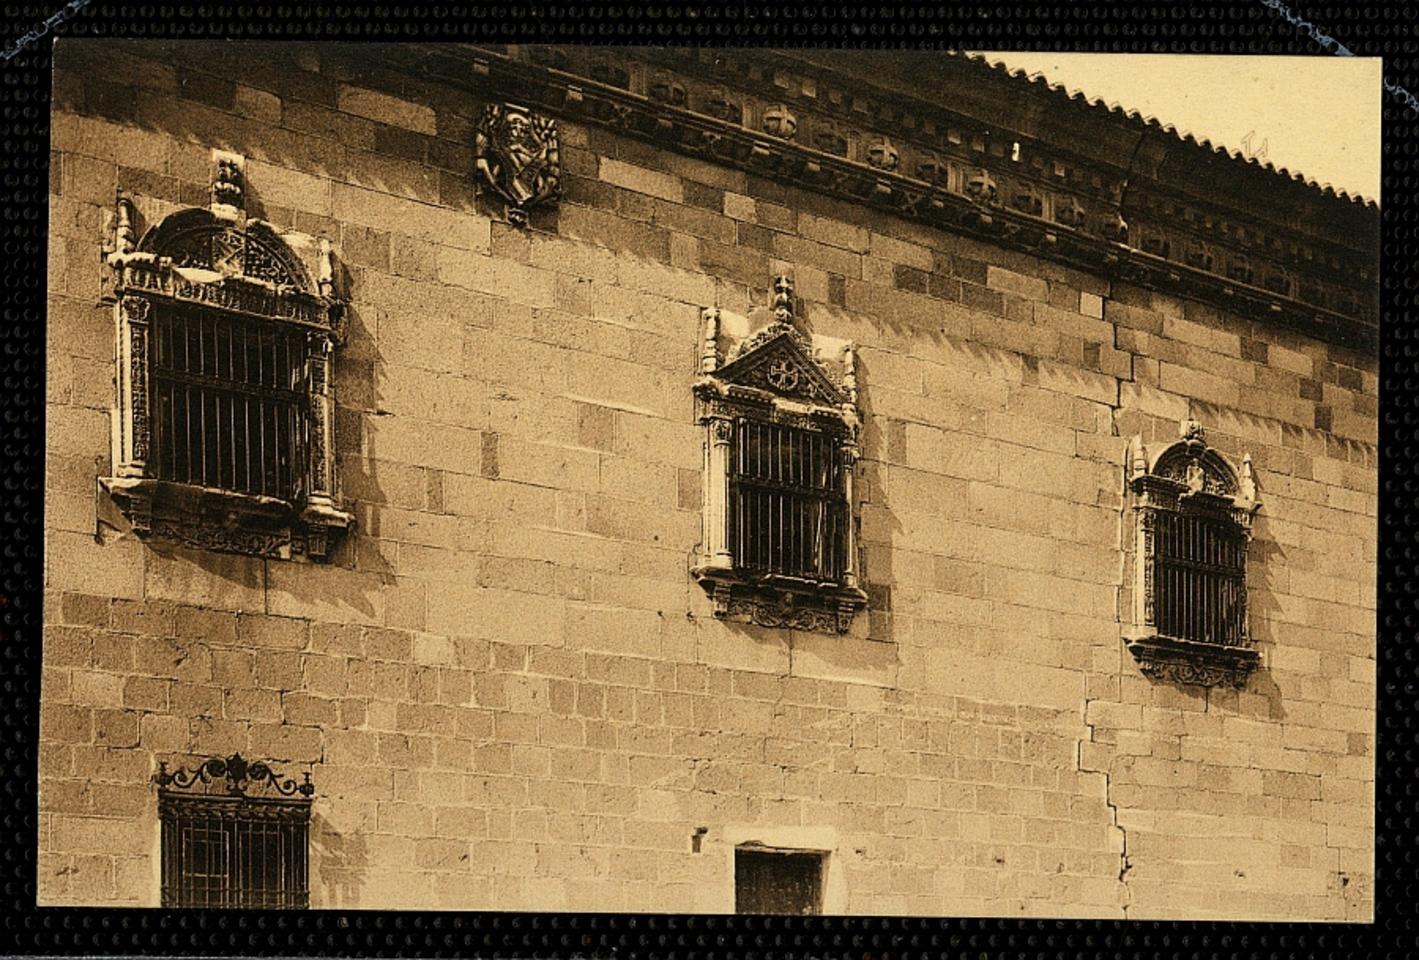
473, 103, 562, 226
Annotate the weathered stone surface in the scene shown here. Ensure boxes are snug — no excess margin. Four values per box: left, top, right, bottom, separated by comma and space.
38, 40, 1374, 923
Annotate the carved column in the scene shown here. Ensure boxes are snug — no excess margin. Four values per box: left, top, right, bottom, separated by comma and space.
840, 442, 860, 593
1135, 506, 1156, 635
114, 295, 152, 480
299, 330, 343, 558
702, 416, 735, 572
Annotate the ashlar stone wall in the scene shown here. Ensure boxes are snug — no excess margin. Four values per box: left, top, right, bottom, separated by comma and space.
40, 40, 1375, 920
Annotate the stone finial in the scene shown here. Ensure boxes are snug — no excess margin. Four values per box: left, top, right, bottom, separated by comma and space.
700, 307, 721, 374
112, 194, 136, 257
1239, 452, 1257, 504
317, 236, 336, 300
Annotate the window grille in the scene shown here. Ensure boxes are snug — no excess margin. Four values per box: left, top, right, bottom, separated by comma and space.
152, 304, 307, 500
690, 279, 867, 633
735, 848, 824, 915
155, 753, 313, 910
729, 419, 846, 583
1152, 510, 1247, 647
160, 795, 310, 909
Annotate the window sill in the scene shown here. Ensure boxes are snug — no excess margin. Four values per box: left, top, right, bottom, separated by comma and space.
692, 564, 867, 634
99, 475, 351, 561
1125, 632, 1261, 688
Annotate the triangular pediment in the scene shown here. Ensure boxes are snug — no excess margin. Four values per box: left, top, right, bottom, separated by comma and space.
714, 326, 848, 406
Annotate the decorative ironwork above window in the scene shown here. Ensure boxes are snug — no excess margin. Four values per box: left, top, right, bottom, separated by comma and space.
1125, 418, 1261, 687
99, 150, 352, 560
154, 753, 313, 910
691, 276, 866, 634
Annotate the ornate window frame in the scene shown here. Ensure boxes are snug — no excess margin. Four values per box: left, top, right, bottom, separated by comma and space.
1124, 418, 1261, 686
691, 276, 867, 634
98, 151, 352, 560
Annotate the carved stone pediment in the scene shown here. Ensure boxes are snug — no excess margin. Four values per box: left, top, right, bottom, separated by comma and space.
715, 327, 849, 407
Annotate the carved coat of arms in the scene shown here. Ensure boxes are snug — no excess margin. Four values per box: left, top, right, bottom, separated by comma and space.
473, 103, 561, 226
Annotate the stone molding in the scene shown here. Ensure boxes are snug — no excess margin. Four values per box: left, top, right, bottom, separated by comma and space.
396, 44, 1378, 350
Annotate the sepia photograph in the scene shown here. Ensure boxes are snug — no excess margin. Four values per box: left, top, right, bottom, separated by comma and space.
39, 40, 1378, 920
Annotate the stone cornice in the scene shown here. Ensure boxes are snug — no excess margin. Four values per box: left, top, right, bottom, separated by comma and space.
399, 44, 1377, 351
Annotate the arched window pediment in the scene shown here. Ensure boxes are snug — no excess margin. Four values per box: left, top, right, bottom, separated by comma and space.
137, 207, 317, 294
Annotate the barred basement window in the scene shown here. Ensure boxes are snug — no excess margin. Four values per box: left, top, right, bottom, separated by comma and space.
1125, 418, 1261, 687
154, 753, 314, 910
99, 151, 352, 560
735, 846, 825, 916
692, 276, 867, 634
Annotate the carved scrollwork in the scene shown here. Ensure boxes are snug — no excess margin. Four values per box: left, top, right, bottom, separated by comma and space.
724, 594, 847, 634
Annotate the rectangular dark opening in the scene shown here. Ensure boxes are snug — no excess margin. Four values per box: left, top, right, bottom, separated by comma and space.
1153, 509, 1247, 647
734, 847, 824, 916
728, 418, 846, 583
152, 304, 307, 500
159, 795, 310, 909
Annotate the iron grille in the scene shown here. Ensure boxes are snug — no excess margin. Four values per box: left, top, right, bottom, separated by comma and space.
729, 418, 846, 582
159, 794, 310, 909
1153, 509, 1247, 647
152, 304, 307, 499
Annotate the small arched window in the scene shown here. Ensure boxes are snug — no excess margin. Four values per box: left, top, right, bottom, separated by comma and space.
1125, 418, 1261, 686
100, 152, 351, 560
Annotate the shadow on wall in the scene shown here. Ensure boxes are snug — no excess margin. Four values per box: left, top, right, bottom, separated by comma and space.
1235, 529, 1288, 722
310, 811, 368, 909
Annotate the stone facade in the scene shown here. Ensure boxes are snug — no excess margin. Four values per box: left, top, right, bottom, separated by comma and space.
41, 41, 1377, 919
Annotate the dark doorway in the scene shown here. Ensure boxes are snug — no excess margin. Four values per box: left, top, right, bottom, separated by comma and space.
734, 847, 825, 915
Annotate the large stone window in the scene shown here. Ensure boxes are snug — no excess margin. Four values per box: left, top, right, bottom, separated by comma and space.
155, 753, 314, 910
99, 152, 351, 560
691, 276, 866, 634
1124, 418, 1261, 686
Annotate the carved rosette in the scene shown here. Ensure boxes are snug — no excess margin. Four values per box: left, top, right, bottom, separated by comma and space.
691, 276, 867, 635
473, 103, 562, 227
100, 174, 353, 562
1125, 420, 1261, 687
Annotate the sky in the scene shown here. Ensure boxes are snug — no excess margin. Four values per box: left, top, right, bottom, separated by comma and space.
973, 53, 1382, 203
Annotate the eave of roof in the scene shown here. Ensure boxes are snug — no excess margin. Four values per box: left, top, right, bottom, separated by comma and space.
963, 52, 1377, 209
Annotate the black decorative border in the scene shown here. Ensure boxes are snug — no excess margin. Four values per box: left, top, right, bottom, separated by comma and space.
2, 3, 1411, 959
